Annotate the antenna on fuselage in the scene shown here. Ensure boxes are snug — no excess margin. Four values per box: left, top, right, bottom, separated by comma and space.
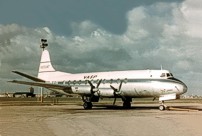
40, 39, 48, 51
161, 65, 163, 70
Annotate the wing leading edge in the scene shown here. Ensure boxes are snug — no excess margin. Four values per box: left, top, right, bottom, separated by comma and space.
8, 80, 72, 92
12, 71, 45, 82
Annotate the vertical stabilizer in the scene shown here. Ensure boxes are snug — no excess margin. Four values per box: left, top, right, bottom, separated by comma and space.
37, 49, 56, 81
38, 50, 55, 73
37, 49, 71, 81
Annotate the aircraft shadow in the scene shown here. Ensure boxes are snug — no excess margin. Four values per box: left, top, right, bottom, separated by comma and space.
71, 104, 202, 111
169, 105, 202, 111
72, 104, 158, 110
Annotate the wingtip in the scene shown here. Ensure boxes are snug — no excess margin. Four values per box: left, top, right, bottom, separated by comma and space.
12, 70, 18, 73
7, 80, 16, 83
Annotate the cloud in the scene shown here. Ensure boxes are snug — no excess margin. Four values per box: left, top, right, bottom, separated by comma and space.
181, 0, 202, 38
0, 25, 53, 77
1, 0, 202, 94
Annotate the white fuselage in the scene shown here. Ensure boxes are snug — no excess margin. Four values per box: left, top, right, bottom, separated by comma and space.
38, 69, 187, 98
10, 47, 188, 110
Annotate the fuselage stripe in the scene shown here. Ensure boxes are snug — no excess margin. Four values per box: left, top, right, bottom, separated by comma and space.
51, 78, 185, 86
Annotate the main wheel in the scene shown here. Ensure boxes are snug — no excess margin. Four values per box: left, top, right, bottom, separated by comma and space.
123, 101, 131, 109
159, 105, 165, 111
83, 102, 93, 110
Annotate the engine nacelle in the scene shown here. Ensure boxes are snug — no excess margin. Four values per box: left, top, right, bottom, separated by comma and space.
96, 88, 114, 97
71, 86, 91, 95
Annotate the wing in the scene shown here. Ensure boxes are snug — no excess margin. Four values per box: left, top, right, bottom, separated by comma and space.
12, 71, 45, 82
8, 80, 72, 92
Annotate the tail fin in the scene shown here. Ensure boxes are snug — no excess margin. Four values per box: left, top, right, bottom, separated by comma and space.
37, 50, 71, 81
38, 50, 56, 73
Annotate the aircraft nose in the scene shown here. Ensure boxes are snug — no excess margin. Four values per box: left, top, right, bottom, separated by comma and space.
175, 80, 187, 95
182, 83, 188, 94
178, 81, 187, 94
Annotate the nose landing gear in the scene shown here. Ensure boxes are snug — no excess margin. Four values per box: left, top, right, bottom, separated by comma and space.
159, 101, 167, 111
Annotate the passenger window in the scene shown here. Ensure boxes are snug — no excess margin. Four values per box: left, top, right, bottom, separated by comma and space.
124, 78, 128, 83
85, 80, 88, 85
102, 79, 106, 84
110, 79, 113, 84
117, 79, 121, 84
73, 80, 76, 85
78, 80, 81, 85
65, 81, 69, 85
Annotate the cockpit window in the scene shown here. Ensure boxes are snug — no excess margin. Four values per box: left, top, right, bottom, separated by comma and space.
160, 73, 166, 77
160, 73, 173, 78
166, 73, 173, 77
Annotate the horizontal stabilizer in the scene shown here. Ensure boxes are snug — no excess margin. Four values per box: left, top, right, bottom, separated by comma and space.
12, 71, 45, 82
8, 80, 71, 90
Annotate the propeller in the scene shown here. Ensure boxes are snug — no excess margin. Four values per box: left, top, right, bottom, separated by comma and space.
110, 81, 125, 105
88, 79, 102, 96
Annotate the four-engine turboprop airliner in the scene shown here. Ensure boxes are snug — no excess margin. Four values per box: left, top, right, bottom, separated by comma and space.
9, 41, 187, 110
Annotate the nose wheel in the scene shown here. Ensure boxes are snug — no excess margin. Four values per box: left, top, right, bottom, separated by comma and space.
159, 105, 166, 111
159, 101, 167, 111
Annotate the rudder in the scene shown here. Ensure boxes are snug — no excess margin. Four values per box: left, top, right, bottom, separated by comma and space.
37, 49, 71, 81
38, 50, 55, 73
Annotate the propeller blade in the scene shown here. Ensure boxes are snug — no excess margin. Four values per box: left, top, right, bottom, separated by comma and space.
121, 95, 126, 101
110, 81, 125, 104
88, 80, 94, 88
110, 85, 117, 92
96, 79, 102, 88
113, 97, 117, 105
118, 81, 123, 91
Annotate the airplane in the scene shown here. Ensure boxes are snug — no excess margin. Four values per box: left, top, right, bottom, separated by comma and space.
9, 39, 187, 110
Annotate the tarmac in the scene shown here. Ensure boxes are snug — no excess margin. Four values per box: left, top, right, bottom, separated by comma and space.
0, 98, 202, 136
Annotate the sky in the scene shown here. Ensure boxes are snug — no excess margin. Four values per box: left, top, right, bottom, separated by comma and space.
0, 0, 202, 95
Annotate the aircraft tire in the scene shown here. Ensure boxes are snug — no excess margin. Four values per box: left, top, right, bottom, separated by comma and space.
123, 101, 131, 109
83, 102, 93, 110
159, 105, 165, 111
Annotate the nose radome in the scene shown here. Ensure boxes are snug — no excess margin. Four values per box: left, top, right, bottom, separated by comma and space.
176, 82, 187, 95
183, 84, 188, 94
178, 82, 187, 94
177, 79, 188, 94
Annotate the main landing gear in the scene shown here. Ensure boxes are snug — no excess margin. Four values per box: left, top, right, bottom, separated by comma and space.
122, 97, 132, 109
82, 95, 99, 110
83, 101, 93, 109
82, 96, 93, 110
